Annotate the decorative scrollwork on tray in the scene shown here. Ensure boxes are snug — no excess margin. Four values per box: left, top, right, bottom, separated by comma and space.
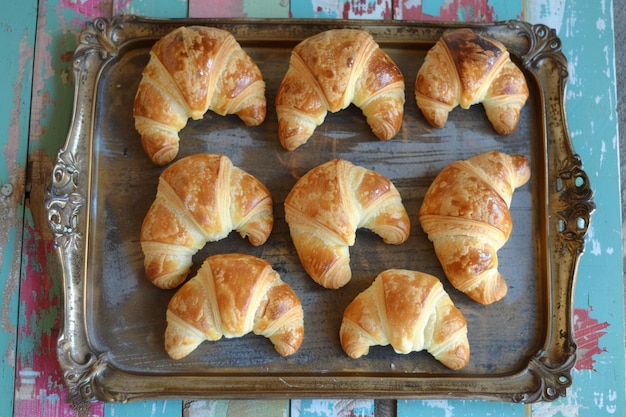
514, 346, 577, 403
58, 337, 116, 403
510, 20, 568, 78
555, 155, 596, 254
47, 150, 85, 251
74, 15, 134, 61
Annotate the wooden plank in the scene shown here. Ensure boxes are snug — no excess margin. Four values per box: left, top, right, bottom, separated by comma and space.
395, 0, 523, 20
398, 401, 529, 417
185, 400, 289, 416
189, 0, 288, 18
1, 1, 37, 417
292, 400, 375, 417
288, 0, 393, 19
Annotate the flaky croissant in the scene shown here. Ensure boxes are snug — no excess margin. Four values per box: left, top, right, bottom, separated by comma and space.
284, 159, 410, 289
340, 269, 470, 370
418, 151, 531, 305
415, 28, 529, 135
140, 154, 273, 289
133, 26, 266, 166
276, 29, 405, 151
165, 253, 304, 359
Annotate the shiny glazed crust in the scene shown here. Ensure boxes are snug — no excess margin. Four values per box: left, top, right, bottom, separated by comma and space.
140, 154, 273, 289
284, 158, 410, 289
418, 151, 531, 304
276, 29, 405, 151
414, 28, 529, 134
165, 253, 304, 359
340, 269, 470, 370
133, 26, 266, 165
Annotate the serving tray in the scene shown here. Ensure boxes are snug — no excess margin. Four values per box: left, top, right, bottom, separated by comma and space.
46, 16, 595, 403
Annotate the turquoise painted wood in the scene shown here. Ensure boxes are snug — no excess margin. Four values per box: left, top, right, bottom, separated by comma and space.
188, 0, 289, 18
398, 400, 529, 417
292, 400, 375, 417
0, 1, 37, 417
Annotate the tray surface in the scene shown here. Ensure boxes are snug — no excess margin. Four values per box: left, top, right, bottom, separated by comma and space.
46, 16, 594, 403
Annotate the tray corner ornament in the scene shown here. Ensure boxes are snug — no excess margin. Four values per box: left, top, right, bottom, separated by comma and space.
47, 16, 593, 404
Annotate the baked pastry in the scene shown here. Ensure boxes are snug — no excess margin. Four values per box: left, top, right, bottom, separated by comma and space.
276, 29, 405, 151
340, 269, 470, 370
133, 26, 266, 166
284, 159, 410, 289
164, 253, 304, 359
418, 151, 531, 304
140, 154, 273, 289
415, 28, 529, 134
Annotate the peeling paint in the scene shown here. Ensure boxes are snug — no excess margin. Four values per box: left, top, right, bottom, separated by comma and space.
574, 307, 609, 372
399, 0, 498, 21
2, 24, 32, 372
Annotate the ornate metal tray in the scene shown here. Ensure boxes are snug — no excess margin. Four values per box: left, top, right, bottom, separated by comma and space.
46, 16, 594, 403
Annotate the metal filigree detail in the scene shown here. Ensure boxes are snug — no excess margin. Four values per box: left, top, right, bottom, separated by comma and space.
74, 15, 133, 61
511, 21, 568, 77
514, 347, 577, 403
58, 338, 114, 403
47, 150, 85, 251
554, 155, 596, 255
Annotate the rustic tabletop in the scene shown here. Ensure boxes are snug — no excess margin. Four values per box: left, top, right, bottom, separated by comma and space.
1, 1, 623, 416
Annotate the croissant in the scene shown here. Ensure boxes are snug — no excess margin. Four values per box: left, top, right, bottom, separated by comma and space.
418, 151, 531, 304
140, 154, 273, 289
133, 26, 266, 166
415, 28, 529, 135
284, 159, 410, 289
276, 29, 405, 151
164, 253, 304, 359
340, 269, 470, 370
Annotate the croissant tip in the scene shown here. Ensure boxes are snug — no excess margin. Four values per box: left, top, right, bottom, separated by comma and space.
150, 147, 179, 166
152, 275, 187, 290
280, 133, 311, 151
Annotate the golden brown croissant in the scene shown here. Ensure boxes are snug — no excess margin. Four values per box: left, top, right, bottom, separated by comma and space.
340, 269, 470, 370
140, 154, 273, 289
418, 151, 531, 305
284, 159, 410, 289
415, 28, 529, 135
164, 253, 304, 359
276, 29, 405, 151
133, 26, 266, 166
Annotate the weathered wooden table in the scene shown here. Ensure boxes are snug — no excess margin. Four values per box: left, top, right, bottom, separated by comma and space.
2, 1, 623, 416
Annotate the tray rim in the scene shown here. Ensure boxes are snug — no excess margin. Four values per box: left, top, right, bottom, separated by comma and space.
45, 15, 595, 403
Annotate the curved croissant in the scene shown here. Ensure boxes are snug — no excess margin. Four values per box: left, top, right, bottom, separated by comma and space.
418, 151, 531, 304
133, 26, 266, 166
415, 28, 529, 135
140, 154, 273, 289
276, 29, 405, 151
340, 269, 470, 370
284, 159, 410, 289
165, 253, 304, 359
